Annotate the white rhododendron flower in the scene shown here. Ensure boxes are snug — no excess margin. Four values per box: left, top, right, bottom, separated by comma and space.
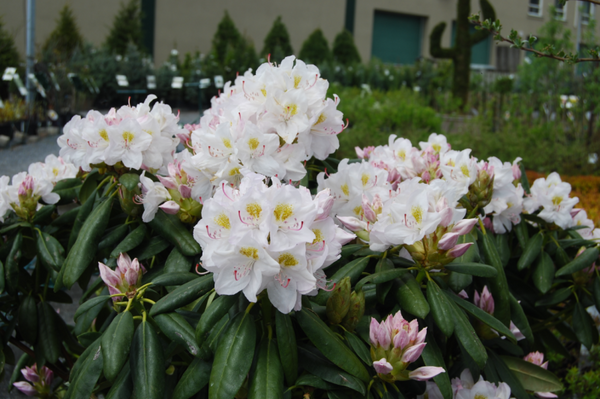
524, 172, 579, 229
193, 171, 352, 313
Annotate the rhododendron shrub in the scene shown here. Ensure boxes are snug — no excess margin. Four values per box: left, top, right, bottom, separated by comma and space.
0, 56, 594, 398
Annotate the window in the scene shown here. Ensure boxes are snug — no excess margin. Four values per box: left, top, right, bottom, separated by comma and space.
554, 0, 566, 20
581, 2, 595, 24
529, 0, 543, 16
497, 46, 521, 72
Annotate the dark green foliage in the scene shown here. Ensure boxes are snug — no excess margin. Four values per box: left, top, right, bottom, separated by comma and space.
212, 11, 242, 66
0, 18, 21, 99
262, 16, 293, 63
332, 29, 361, 66
429, 0, 496, 110
104, 0, 144, 55
299, 29, 331, 66
42, 5, 84, 64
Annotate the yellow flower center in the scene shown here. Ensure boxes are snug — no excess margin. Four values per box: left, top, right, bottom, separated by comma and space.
294, 75, 302, 89
214, 213, 230, 229
229, 167, 240, 176
460, 164, 470, 177
274, 204, 293, 222
411, 206, 423, 225
246, 203, 262, 219
287, 104, 298, 116
278, 253, 298, 267
99, 129, 109, 142
353, 206, 364, 217
52, 167, 59, 177
248, 137, 260, 150
222, 138, 232, 149
315, 113, 327, 125
239, 247, 259, 260
432, 143, 441, 153
361, 174, 370, 187
122, 131, 134, 142
397, 150, 406, 160
341, 184, 349, 196
312, 229, 324, 244
552, 196, 563, 206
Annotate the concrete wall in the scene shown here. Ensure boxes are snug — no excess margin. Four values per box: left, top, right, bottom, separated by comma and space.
1, 0, 598, 67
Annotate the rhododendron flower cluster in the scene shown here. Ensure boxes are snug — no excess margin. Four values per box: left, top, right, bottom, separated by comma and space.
369, 310, 445, 382
58, 95, 182, 173
187, 55, 346, 184
0, 154, 77, 222
523, 172, 579, 230
98, 253, 146, 301
417, 369, 512, 399
193, 171, 353, 313
13, 363, 53, 397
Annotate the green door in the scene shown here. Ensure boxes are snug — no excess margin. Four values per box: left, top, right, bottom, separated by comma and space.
371, 10, 423, 65
451, 22, 491, 65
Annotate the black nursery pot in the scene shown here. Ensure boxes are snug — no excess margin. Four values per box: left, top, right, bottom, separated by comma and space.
0, 122, 14, 140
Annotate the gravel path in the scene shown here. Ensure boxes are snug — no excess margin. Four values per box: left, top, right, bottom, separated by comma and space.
0, 111, 200, 178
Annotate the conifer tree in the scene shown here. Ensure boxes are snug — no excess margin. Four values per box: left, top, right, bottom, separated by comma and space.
0, 18, 20, 99
42, 5, 83, 63
104, 0, 144, 55
299, 29, 331, 65
212, 11, 242, 66
262, 16, 293, 63
332, 29, 361, 65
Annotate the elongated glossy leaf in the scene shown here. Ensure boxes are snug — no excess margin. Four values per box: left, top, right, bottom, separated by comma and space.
148, 210, 201, 256
421, 329, 452, 399
558, 238, 596, 249
74, 295, 110, 321
341, 244, 366, 257
275, 310, 298, 386
449, 300, 487, 368
37, 302, 60, 364
479, 231, 510, 326
448, 271, 472, 292
149, 274, 214, 316
154, 312, 199, 356
344, 330, 371, 365
165, 247, 193, 273
500, 355, 563, 393
18, 296, 38, 344
119, 173, 140, 191
9, 353, 30, 392
105, 362, 133, 399
209, 311, 256, 399
297, 346, 366, 395
133, 236, 170, 260
204, 314, 230, 358
395, 272, 430, 319
5, 232, 22, 295
102, 312, 134, 382
486, 350, 529, 399
130, 320, 165, 399
197, 294, 238, 345
0, 260, 4, 295
249, 338, 284, 399
294, 374, 336, 390
594, 277, 600, 310
444, 262, 497, 277
296, 308, 370, 383
152, 272, 199, 287
533, 251, 554, 294
517, 232, 543, 271
64, 340, 104, 399
110, 224, 147, 258
509, 294, 533, 345
35, 231, 65, 272
355, 268, 409, 292
172, 357, 211, 399
98, 224, 130, 251
535, 287, 572, 307
446, 292, 516, 341
573, 302, 599, 349
555, 248, 599, 277
314, 257, 370, 305
67, 187, 97, 252
427, 280, 454, 337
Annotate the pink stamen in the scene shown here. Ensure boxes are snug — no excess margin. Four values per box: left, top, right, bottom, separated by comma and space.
195, 263, 210, 275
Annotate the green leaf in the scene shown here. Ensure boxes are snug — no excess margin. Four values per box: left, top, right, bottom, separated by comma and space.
209, 311, 256, 399
18, 295, 38, 344
35, 230, 65, 272
150, 275, 214, 316
341, 244, 365, 257
64, 339, 104, 399
355, 268, 409, 292
119, 173, 140, 191
593, 277, 600, 310
148, 210, 201, 256
37, 302, 60, 364
68, 187, 97, 251
421, 329, 452, 399
573, 302, 599, 349
509, 294, 534, 345
130, 320, 166, 399
486, 350, 529, 399
296, 308, 371, 383
79, 170, 100, 205
297, 346, 366, 395
154, 313, 199, 356
444, 262, 497, 277
313, 257, 370, 305
448, 271, 472, 292
133, 236, 170, 260
448, 300, 487, 368
0, 260, 5, 295
196, 294, 239, 347
110, 224, 147, 258
558, 238, 596, 249
294, 374, 336, 390
533, 251, 554, 294
32, 204, 56, 224
102, 312, 135, 383
98, 224, 130, 251
535, 287, 572, 307
74, 295, 110, 321
249, 338, 284, 399
518, 232, 544, 271
555, 248, 599, 277
478, 230, 511, 326
394, 272, 430, 319
446, 292, 516, 341
172, 357, 211, 399
500, 355, 563, 393
62, 197, 113, 288
105, 362, 133, 399
50, 206, 80, 227
513, 220, 529, 250
9, 353, 30, 392
275, 310, 298, 386
203, 314, 230, 359
427, 280, 454, 337
5, 232, 22, 295
164, 247, 193, 274
344, 330, 371, 365
152, 272, 199, 287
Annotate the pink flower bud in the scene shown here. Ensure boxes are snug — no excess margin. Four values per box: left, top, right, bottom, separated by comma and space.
458, 290, 469, 299
18, 184, 27, 196
570, 208, 583, 218
13, 381, 37, 396
401, 342, 427, 363
512, 163, 522, 180
439, 207, 453, 227
355, 146, 365, 159
421, 171, 431, 183
362, 195, 377, 223
408, 366, 445, 381
369, 318, 380, 346
451, 219, 478, 235
314, 189, 334, 221
21, 366, 39, 383
523, 351, 546, 367
438, 232, 460, 250
337, 216, 367, 232
23, 175, 35, 191
160, 200, 180, 214
157, 175, 178, 190
474, 286, 495, 315
179, 184, 192, 198
483, 216, 494, 233
447, 243, 473, 258
373, 358, 393, 375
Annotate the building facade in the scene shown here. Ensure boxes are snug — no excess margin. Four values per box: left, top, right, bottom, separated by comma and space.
2, 0, 598, 71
